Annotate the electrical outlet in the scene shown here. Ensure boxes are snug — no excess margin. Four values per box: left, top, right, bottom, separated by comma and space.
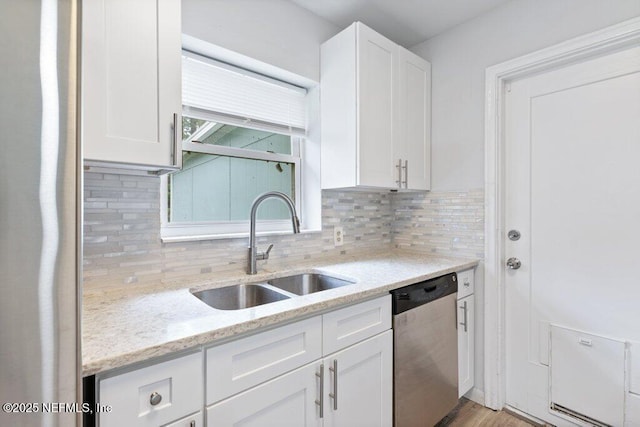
334, 226, 344, 246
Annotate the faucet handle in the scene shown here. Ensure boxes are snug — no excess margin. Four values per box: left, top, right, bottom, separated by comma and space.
257, 244, 274, 261
265, 244, 274, 257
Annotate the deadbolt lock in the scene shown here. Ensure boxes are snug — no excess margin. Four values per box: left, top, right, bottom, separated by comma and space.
506, 257, 521, 270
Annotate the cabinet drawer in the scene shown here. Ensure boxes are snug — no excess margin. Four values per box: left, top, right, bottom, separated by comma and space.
322, 295, 391, 355
457, 268, 475, 299
206, 316, 322, 404
99, 352, 203, 427
164, 411, 203, 427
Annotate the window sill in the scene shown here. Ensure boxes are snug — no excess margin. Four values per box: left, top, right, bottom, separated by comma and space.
160, 227, 321, 243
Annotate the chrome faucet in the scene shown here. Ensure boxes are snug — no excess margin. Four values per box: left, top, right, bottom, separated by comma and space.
248, 191, 300, 274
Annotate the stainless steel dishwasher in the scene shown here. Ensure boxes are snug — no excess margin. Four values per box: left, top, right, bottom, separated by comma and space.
390, 273, 458, 427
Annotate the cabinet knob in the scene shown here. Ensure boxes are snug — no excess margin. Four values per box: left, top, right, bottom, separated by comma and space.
149, 391, 162, 406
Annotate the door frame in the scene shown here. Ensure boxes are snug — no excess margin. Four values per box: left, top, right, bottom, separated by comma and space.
483, 16, 640, 411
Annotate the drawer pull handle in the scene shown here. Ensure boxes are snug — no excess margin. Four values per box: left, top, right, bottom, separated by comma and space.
149, 391, 162, 406
190, 421, 196, 427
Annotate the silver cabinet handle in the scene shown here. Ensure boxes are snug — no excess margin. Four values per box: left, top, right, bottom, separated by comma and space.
149, 391, 162, 406
459, 301, 468, 332
172, 113, 183, 169
396, 159, 403, 188
315, 364, 324, 418
190, 421, 196, 427
402, 160, 408, 188
329, 359, 338, 410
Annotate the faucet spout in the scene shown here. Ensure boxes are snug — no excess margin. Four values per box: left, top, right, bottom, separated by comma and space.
248, 191, 300, 274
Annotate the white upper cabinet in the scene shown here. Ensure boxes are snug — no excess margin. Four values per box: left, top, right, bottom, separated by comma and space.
320, 22, 431, 191
397, 47, 431, 190
82, 0, 182, 171
356, 24, 398, 189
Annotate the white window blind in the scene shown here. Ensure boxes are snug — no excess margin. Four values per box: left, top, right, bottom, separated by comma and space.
182, 51, 307, 135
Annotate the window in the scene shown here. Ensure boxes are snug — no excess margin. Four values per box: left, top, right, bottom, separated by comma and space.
161, 49, 319, 241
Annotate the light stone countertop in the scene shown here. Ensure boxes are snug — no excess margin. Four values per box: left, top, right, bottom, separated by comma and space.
82, 250, 478, 376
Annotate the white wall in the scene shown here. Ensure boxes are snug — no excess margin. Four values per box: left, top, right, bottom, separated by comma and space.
182, 0, 339, 82
411, 0, 640, 191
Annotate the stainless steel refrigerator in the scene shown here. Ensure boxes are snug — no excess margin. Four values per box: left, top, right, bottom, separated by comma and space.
0, 1, 80, 426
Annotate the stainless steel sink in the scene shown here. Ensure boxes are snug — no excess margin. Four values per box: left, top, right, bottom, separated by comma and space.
268, 273, 355, 295
193, 284, 290, 310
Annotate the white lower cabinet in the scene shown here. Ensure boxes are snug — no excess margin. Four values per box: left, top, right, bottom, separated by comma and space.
97, 296, 392, 427
205, 324, 392, 427
322, 330, 393, 427
205, 295, 392, 427
206, 362, 322, 427
457, 269, 475, 397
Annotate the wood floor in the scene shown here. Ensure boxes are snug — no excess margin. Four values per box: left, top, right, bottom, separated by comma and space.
435, 399, 538, 427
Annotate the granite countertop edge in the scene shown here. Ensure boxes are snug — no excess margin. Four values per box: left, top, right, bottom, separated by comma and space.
82, 251, 479, 376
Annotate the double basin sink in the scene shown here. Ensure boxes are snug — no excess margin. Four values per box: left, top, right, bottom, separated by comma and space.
193, 273, 355, 310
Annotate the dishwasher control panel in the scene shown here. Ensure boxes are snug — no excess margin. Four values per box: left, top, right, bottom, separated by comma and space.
389, 273, 458, 315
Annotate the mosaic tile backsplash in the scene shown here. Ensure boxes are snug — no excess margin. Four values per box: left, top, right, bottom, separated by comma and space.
392, 190, 484, 260
83, 172, 483, 288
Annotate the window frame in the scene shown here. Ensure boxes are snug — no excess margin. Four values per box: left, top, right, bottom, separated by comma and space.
161, 111, 303, 241
160, 39, 321, 242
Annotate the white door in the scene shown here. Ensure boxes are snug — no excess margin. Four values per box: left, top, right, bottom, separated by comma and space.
206, 362, 322, 427
323, 330, 393, 427
504, 46, 640, 425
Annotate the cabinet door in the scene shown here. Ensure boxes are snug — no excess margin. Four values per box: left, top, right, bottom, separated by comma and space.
206, 362, 322, 427
356, 23, 398, 188
82, 0, 181, 168
397, 47, 431, 190
458, 295, 475, 397
323, 330, 393, 427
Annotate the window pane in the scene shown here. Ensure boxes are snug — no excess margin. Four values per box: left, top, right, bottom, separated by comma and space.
183, 116, 292, 155
169, 151, 295, 223
182, 116, 207, 140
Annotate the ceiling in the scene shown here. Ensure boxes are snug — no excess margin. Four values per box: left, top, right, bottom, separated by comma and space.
289, 0, 512, 47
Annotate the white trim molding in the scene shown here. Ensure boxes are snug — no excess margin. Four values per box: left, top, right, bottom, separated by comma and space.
464, 387, 486, 406
483, 16, 640, 411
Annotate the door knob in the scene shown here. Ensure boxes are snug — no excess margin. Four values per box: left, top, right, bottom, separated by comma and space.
506, 257, 521, 270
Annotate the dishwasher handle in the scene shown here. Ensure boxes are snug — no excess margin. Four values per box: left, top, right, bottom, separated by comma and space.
390, 273, 458, 315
